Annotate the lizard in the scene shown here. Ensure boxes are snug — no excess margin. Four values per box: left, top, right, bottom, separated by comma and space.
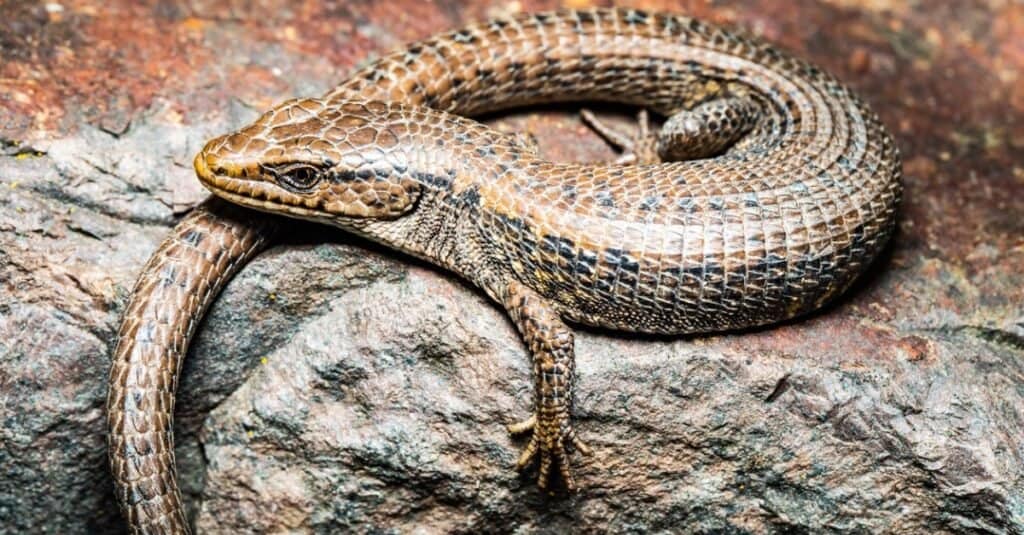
107, 8, 902, 533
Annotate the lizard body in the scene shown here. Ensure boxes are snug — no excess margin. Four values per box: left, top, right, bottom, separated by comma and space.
108, 9, 901, 533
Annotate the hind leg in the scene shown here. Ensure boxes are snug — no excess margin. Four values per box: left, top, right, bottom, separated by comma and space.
582, 95, 762, 164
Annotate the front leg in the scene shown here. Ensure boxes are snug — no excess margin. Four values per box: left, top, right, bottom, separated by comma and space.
500, 280, 592, 490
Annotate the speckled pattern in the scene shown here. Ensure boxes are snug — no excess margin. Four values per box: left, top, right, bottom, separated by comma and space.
109, 8, 901, 533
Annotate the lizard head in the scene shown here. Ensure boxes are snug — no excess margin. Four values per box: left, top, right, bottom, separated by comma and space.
194, 98, 421, 223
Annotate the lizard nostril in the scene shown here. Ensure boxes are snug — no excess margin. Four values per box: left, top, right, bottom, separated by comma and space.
193, 151, 230, 183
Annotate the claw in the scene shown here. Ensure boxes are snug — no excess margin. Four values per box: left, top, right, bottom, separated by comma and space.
509, 412, 590, 491
614, 152, 637, 165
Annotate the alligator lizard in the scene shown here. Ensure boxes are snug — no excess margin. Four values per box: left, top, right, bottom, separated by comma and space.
107, 8, 902, 533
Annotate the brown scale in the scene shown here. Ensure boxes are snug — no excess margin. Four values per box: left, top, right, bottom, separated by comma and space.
108, 8, 902, 533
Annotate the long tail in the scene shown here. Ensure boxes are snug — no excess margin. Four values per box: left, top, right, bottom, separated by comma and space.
106, 199, 279, 533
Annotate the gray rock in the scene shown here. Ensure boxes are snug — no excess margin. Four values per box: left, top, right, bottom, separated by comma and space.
177, 241, 1023, 534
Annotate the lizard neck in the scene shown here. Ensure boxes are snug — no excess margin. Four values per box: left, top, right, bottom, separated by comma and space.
336, 118, 530, 294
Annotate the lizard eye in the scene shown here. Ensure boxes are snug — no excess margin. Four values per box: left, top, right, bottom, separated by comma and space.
264, 163, 322, 192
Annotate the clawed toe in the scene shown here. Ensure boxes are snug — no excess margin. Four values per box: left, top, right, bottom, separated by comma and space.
515, 435, 539, 469
581, 108, 660, 165
507, 414, 536, 435
568, 428, 592, 456
508, 413, 591, 491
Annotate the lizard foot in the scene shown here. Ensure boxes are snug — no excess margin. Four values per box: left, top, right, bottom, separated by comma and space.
508, 413, 592, 490
580, 108, 660, 165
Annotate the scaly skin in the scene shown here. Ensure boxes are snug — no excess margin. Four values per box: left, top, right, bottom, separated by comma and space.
108, 8, 901, 533
107, 199, 278, 533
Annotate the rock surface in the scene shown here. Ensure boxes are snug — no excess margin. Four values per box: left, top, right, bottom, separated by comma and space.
1, 0, 1023, 533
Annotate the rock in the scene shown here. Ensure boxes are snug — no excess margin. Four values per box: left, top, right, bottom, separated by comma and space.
1, 1, 1022, 534
180, 241, 1024, 533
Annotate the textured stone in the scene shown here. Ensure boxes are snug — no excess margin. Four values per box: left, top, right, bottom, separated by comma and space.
1, 0, 1022, 533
